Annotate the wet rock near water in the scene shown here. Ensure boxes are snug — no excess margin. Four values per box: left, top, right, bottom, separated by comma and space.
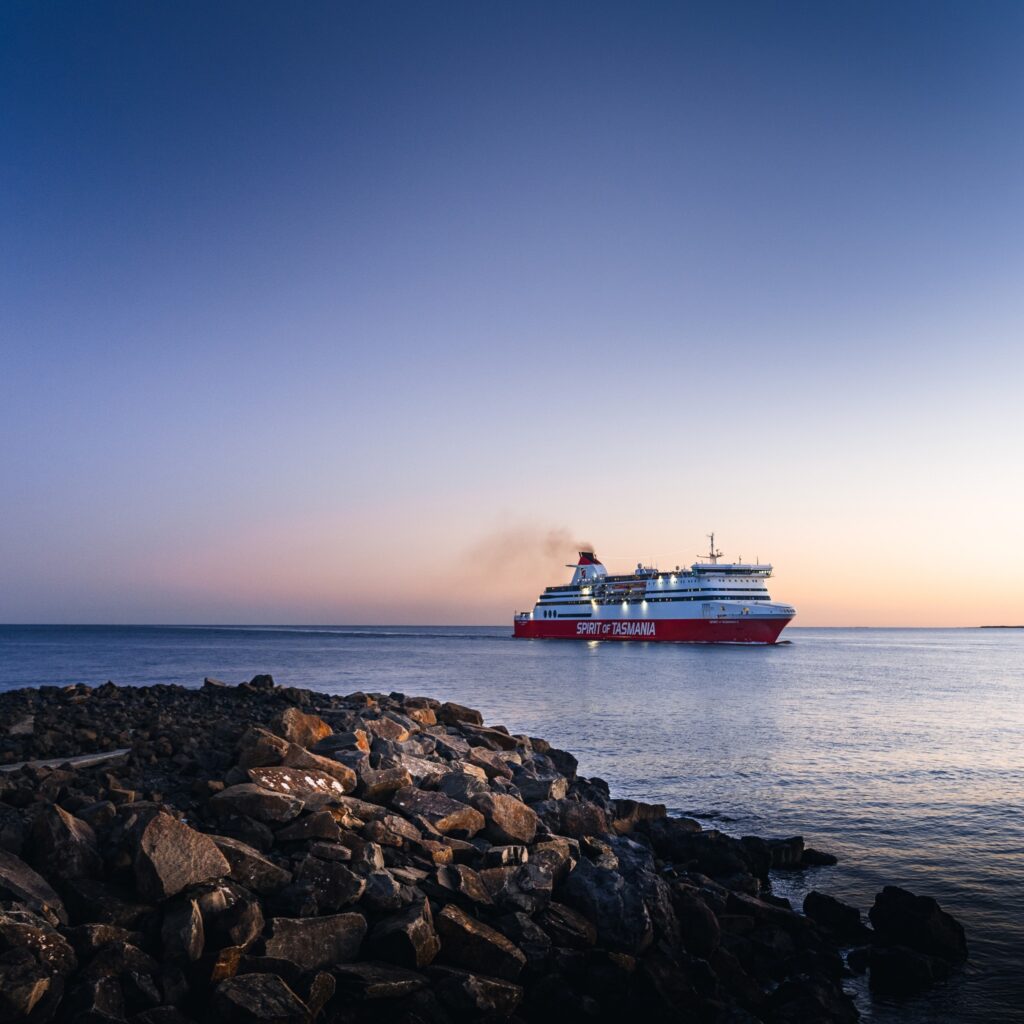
0, 677, 967, 1022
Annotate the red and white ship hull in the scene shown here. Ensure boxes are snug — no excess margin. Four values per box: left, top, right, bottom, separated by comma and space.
513, 615, 792, 644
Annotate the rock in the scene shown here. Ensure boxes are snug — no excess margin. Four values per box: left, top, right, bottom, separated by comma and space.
869, 885, 967, 961
246, 766, 353, 805
294, 855, 365, 911
312, 730, 370, 755
536, 900, 597, 948
0, 848, 68, 923
26, 803, 103, 880
134, 813, 230, 901
430, 965, 523, 1019
436, 904, 527, 981
0, 954, 53, 1020
802, 847, 839, 866
470, 793, 539, 846
534, 798, 609, 839
213, 973, 309, 1023
391, 787, 485, 837
361, 870, 404, 913
263, 913, 367, 970
210, 784, 304, 824
333, 961, 428, 999
438, 702, 484, 726
765, 836, 805, 869
803, 890, 869, 941
869, 944, 953, 995
269, 707, 332, 748
236, 727, 289, 769
210, 835, 293, 894
161, 899, 204, 961
356, 766, 413, 802
608, 798, 667, 835
280, 744, 358, 789
561, 858, 653, 954
368, 899, 441, 968
434, 864, 494, 906
274, 810, 342, 843
671, 887, 721, 959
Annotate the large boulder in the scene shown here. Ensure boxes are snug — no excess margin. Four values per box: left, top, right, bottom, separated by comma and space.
134, 813, 230, 901
210, 784, 304, 824
246, 766, 353, 804
869, 886, 967, 961
214, 973, 308, 1023
560, 858, 653, 954
368, 899, 441, 968
0, 849, 68, 924
210, 836, 292, 895
263, 913, 367, 971
270, 707, 332, 748
26, 804, 102, 880
470, 793, 538, 846
390, 787, 485, 837
804, 890, 870, 942
435, 904, 527, 981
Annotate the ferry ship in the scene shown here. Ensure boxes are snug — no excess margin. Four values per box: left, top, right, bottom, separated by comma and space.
513, 535, 795, 643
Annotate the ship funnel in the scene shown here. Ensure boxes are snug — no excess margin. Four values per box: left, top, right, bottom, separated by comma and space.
569, 551, 607, 586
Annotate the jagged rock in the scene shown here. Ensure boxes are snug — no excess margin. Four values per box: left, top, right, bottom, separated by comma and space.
672, 886, 721, 959
63, 923, 141, 957
210, 784, 304, 823
869, 885, 967, 961
561, 857, 653, 954
436, 904, 526, 981
430, 965, 523, 1018
357, 766, 414, 802
236, 727, 289, 769
803, 847, 839, 866
263, 913, 367, 970
0, 848, 68, 923
64, 877, 152, 927
361, 870, 404, 913
333, 961, 428, 999
213, 973, 309, 1023
312, 730, 370, 755
470, 792, 539, 845
294, 854, 365, 911
536, 901, 598, 948
211, 896, 265, 949
391, 787, 485, 837
269, 707, 332, 748
161, 899, 204, 961
368, 899, 440, 968
434, 864, 494, 906
274, 810, 341, 843
803, 890, 869, 941
211, 835, 293, 894
246, 765, 354, 805
480, 863, 553, 915
26, 803, 103, 880
438, 702, 484, 726
765, 835, 805, 869
280, 744, 358, 789
0, 952, 55, 1019
608, 799, 667, 835
134, 813, 230, 901
869, 944, 953, 994
534, 798, 609, 839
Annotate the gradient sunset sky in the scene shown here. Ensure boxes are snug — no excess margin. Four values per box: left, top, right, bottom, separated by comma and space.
2, 2, 1022, 626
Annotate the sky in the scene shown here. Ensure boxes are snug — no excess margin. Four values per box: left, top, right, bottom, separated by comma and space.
2, 1, 1022, 626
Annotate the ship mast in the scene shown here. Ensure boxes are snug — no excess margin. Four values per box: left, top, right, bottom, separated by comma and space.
705, 532, 722, 565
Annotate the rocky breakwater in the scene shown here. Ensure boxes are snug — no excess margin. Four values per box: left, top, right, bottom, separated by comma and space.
0, 677, 966, 1023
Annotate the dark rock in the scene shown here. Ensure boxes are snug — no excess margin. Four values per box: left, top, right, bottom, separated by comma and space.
357, 766, 413, 802
27, 803, 103, 880
430, 965, 523, 1019
263, 913, 367, 970
64, 877, 152, 928
672, 886, 721, 959
210, 784, 304, 824
295, 854, 365, 911
0, 847, 67, 923
213, 973, 308, 1023
210, 835, 293, 894
802, 847, 839, 866
332, 961, 428, 999
391, 787, 485, 837
436, 903, 527, 981
803, 890, 869, 941
869, 885, 967, 961
368, 899, 440, 968
246, 765, 353, 806
560, 857, 653, 954
437, 702, 484, 727
361, 870, 404, 913
870, 944, 952, 997
534, 798, 608, 839
433, 864, 494, 907
765, 836, 805, 869
134, 812, 230, 901
536, 900, 597, 948
161, 898, 204, 961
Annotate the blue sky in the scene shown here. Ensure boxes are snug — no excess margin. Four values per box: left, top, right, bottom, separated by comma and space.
2, 2, 1022, 624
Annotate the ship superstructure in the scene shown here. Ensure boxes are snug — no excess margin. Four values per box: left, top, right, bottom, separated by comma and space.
513, 535, 795, 643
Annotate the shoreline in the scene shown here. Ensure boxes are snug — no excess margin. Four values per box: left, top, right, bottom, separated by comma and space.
0, 676, 967, 1022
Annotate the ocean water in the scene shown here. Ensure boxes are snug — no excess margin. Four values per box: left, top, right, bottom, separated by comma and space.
1, 624, 1021, 1023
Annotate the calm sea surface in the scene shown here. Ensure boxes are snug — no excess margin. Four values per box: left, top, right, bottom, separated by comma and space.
1, 625, 1021, 1023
